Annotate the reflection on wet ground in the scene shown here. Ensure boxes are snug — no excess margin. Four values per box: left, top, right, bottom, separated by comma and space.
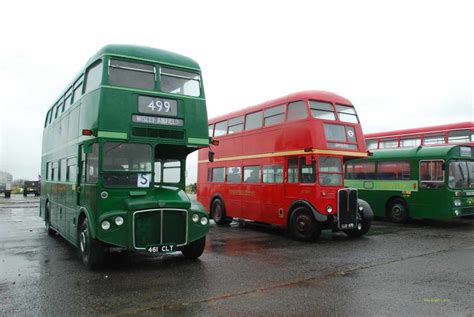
1, 195, 473, 316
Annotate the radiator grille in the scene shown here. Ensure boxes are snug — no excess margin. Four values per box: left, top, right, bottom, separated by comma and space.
133, 209, 188, 249
132, 127, 184, 140
338, 189, 358, 229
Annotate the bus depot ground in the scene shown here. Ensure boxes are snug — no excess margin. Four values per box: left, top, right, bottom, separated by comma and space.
0, 195, 472, 316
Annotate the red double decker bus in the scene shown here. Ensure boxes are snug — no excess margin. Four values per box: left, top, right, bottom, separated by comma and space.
365, 122, 474, 150
197, 91, 373, 240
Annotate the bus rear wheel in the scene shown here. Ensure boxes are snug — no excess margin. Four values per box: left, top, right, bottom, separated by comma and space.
211, 199, 231, 226
181, 237, 206, 259
78, 217, 104, 270
45, 203, 56, 236
387, 198, 409, 223
289, 207, 321, 241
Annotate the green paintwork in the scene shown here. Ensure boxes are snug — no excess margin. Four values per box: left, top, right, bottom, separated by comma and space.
97, 131, 128, 139
345, 145, 474, 220
345, 179, 418, 192
40, 45, 210, 252
188, 137, 209, 145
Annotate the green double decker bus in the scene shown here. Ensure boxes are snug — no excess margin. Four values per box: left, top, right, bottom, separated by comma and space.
40, 45, 210, 269
345, 145, 474, 222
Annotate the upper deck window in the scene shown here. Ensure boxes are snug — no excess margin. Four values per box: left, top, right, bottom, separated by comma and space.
85, 60, 103, 93
160, 67, 200, 97
228, 116, 244, 133
245, 111, 263, 131
400, 137, 421, 147
287, 101, 308, 121
424, 134, 445, 145
264, 105, 285, 126
448, 130, 472, 143
109, 59, 155, 90
309, 100, 336, 120
214, 121, 228, 137
336, 104, 359, 123
379, 139, 398, 149
366, 140, 378, 150
208, 124, 214, 137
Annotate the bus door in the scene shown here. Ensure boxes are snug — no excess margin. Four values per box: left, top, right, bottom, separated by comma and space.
416, 160, 448, 217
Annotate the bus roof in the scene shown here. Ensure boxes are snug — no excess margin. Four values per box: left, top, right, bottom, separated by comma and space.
367, 145, 473, 160
88, 44, 201, 70
209, 90, 353, 124
365, 122, 474, 139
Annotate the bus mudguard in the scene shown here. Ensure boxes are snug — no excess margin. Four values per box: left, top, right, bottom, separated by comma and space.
358, 199, 374, 221
78, 206, 97, 239
288, 200, 328, 223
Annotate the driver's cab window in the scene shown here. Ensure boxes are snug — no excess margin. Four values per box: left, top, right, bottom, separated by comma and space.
299, 157, 316, 183
155, 160, 181, 184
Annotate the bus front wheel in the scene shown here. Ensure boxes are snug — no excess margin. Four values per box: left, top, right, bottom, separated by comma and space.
289, 207, 321, 241
387, 198, 409, 223
343, 218, 371, 238
211, 199, 231, 226
181, 237, 206, 259
78, 217, 104, 270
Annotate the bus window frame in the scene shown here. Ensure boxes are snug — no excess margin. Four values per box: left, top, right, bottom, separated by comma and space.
419, 159, 445, 189
108, 58, 156, 91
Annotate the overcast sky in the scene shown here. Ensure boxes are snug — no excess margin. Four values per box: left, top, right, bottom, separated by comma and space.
0, 0, 472, 182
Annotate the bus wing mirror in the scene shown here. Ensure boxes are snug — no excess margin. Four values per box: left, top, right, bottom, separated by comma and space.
209, 151, 215, 162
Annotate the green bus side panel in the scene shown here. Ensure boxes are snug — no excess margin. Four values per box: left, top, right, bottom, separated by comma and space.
345, 179, 418, 192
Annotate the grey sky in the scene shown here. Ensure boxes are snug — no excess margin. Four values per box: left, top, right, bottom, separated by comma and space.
0, 0, 472, 182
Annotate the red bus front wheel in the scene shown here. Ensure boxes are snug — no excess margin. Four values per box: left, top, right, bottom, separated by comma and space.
289, 207, 321, 241
211, 199, 231, 226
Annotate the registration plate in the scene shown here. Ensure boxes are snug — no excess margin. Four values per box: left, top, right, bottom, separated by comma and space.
146, 244, 176, 253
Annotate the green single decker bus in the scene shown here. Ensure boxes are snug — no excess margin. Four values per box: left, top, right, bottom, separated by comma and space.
40, 45, 210, 269
345, 145, 474, 222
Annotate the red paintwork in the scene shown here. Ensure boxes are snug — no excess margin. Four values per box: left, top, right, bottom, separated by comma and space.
197, 90, 367, 228
365, 122, 474, 148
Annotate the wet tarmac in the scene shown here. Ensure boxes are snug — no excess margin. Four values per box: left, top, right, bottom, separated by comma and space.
0, 195, 473, 316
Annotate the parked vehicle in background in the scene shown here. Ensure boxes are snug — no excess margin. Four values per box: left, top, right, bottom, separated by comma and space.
345, 145, 474, 222
23, 181, 40, 196
365, 122, 474, 150
0, 171, 13, 198
40, 45, 210, 269
198, 91, 374, 241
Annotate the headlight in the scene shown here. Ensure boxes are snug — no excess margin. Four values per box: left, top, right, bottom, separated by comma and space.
115, 216, 124, 226
200, 217, 208, 225
101, 220, 111, 230
326, 205, 333, 213
454, 209, 460, 216
454, 199, 461, 207
359, 205, 364, 212
192, 214, 199, 223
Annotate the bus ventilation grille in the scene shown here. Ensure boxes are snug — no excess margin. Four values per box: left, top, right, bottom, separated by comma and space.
132, 127, 184, 140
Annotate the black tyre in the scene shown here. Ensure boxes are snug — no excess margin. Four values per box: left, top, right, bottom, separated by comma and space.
78, 217, 104, 270
23, 192, 27, 197
211, 199, 231, 226
5, 191, 11, 198
387, 198, 409, 223
181, 237, 206, 259
45, 203, 56, 236
289, 207, 321, 241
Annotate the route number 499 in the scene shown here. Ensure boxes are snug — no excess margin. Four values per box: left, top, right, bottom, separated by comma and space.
148, 100, 171, 112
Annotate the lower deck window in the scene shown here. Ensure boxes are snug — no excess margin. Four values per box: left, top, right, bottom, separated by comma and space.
420, 160, 444, 189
